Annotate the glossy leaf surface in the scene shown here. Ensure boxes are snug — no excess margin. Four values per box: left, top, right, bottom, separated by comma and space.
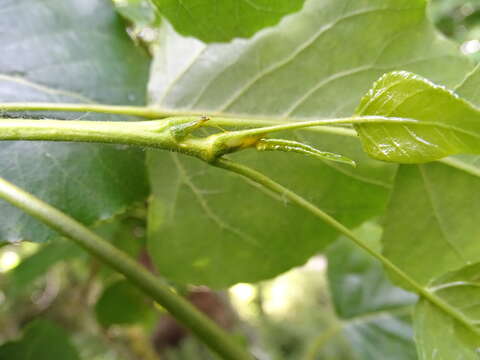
355, 71, 480, 163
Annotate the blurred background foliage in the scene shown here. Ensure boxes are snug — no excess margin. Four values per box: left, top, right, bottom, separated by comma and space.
430, 0, 480, 63
0, 0, 479, 359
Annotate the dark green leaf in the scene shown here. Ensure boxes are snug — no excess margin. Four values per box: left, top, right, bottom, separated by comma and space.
151, 0, 306, 43
355, 71, 480, 163
414, 263, 480, 360
95, 279, 153, 327
0, 0, 150, 243
0, 320, 80, 360
146, 0, 471, 287
325, 222, 417, 360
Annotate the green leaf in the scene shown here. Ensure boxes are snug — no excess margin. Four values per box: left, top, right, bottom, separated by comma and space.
146, 0, 471, 287
355, 71, 480, 163
0, 320, 80, 360
382, 163, 480, 286
147, 148, 390, 287
0, 0, 150, 243
352, 59, 480, 324
324, 222, 417, 360
414, 263, 480, 360
95, 279, 153, 327
151, 0, 306, 43
376, 59, 480, 358
379, 64, 480, 287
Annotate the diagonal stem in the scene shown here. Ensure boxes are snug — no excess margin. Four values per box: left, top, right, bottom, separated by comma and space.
213, 158, 480, 338
0, 176, 253, 360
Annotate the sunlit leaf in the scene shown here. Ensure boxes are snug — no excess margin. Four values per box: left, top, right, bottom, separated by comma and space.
355, 71, 480, 163
379, 64, 480, 287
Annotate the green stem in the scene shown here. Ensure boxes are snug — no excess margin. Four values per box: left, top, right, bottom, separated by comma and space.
0, 102, 187, 119
0, 177, 252, 360
0, 116, 356, 144
213, 116, 423, 143
0, 101, 358, 136
214, 158, 480, 338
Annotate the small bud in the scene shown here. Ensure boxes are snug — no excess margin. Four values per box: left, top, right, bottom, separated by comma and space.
256, 138, 356, 166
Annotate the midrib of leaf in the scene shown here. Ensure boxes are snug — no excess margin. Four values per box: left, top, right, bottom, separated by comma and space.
155, 45, 208, 106
214, 159, 480, 341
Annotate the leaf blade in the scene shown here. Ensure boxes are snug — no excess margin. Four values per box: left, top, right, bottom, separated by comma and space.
146, 0, 472, 287
355, 71, 480, 163
152, 0, 306, 43
0, 0, 151, 243
414, 263, 480, 360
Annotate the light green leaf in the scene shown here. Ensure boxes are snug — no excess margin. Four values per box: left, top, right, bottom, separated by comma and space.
376, 58, 480, 359
379, 63, 480, 287
0, 0, 150, 243
323, 222, 417, 360
147, 0, 472, 287
355, 71, 480, 163
376, 50, 480, 360
0, 320, 80, 360
151, 0, 306, 43
414, 263, 480, 360
382, 162, 480, 287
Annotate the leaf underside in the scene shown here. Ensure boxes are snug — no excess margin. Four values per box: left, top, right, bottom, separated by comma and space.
0, 0, 151, 243
146, 0, 472, 287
